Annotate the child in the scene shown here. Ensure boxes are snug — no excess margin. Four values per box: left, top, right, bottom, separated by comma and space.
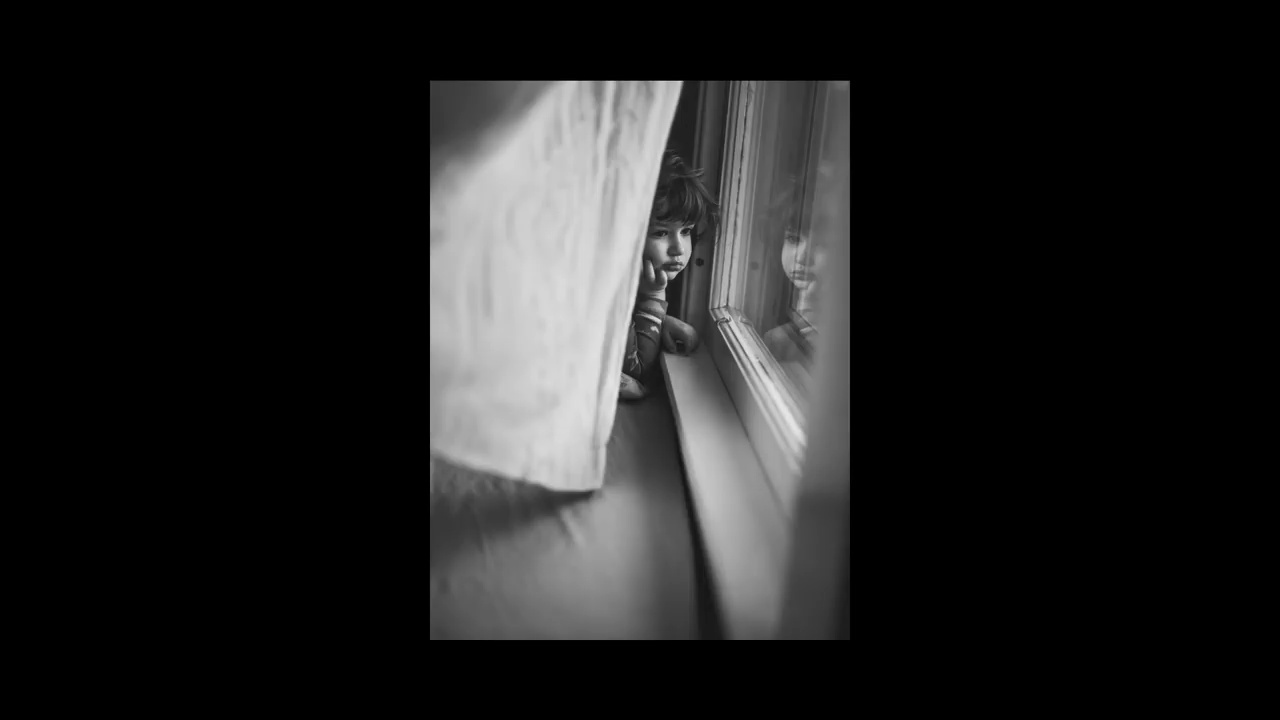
620, 150, 718, 400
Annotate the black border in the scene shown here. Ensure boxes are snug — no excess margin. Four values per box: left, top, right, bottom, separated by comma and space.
72, 55, 1168, 648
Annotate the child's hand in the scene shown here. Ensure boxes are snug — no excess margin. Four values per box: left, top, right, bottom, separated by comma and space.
639, 257, 669, 296
662, 315, 700, 355
619, 372, 647, 400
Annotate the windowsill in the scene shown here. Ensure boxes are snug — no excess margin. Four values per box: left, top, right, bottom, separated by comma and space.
660, 350, 790, 640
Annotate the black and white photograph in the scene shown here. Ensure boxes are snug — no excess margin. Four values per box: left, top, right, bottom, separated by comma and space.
430, 80, 851, 640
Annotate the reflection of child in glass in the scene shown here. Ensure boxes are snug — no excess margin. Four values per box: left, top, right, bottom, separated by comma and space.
764, 162, 835, 366
764, 225, 824, 363
619, 150, 718, 400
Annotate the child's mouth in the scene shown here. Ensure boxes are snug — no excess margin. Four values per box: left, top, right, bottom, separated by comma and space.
662, 263, 683, 272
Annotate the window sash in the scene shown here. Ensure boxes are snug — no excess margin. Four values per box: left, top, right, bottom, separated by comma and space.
705, 81, 815, 514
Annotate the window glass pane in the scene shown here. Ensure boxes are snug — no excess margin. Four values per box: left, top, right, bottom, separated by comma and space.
738, 81, 850, 416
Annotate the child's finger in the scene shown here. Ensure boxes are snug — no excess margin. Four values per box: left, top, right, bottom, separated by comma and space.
643, 258, 655, 284
662, 328, 677, 353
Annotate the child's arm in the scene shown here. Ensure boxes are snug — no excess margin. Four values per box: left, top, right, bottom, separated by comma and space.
622, 258, 670, 380
622, 290, 667, 379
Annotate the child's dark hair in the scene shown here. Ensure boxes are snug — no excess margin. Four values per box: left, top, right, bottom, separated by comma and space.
651, 149, 719, 242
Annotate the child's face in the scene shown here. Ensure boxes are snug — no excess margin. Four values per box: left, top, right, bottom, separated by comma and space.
781, 226, 824, 291
645, 218, 693, 281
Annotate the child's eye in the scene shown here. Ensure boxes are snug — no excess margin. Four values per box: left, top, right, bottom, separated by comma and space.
680, 227, 693, 236
651, 230, 667, 238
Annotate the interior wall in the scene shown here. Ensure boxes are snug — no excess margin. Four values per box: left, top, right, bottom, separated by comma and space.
662, 81, 702, 318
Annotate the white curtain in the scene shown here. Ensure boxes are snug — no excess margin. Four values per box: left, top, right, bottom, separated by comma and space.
430, 81, 683, 491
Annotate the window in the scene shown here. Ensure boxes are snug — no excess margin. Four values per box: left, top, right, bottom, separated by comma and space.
664, 81, 851, 638
704, 81, 851, 511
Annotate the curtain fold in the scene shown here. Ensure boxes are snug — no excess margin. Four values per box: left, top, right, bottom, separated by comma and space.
430, 81, 683, 491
